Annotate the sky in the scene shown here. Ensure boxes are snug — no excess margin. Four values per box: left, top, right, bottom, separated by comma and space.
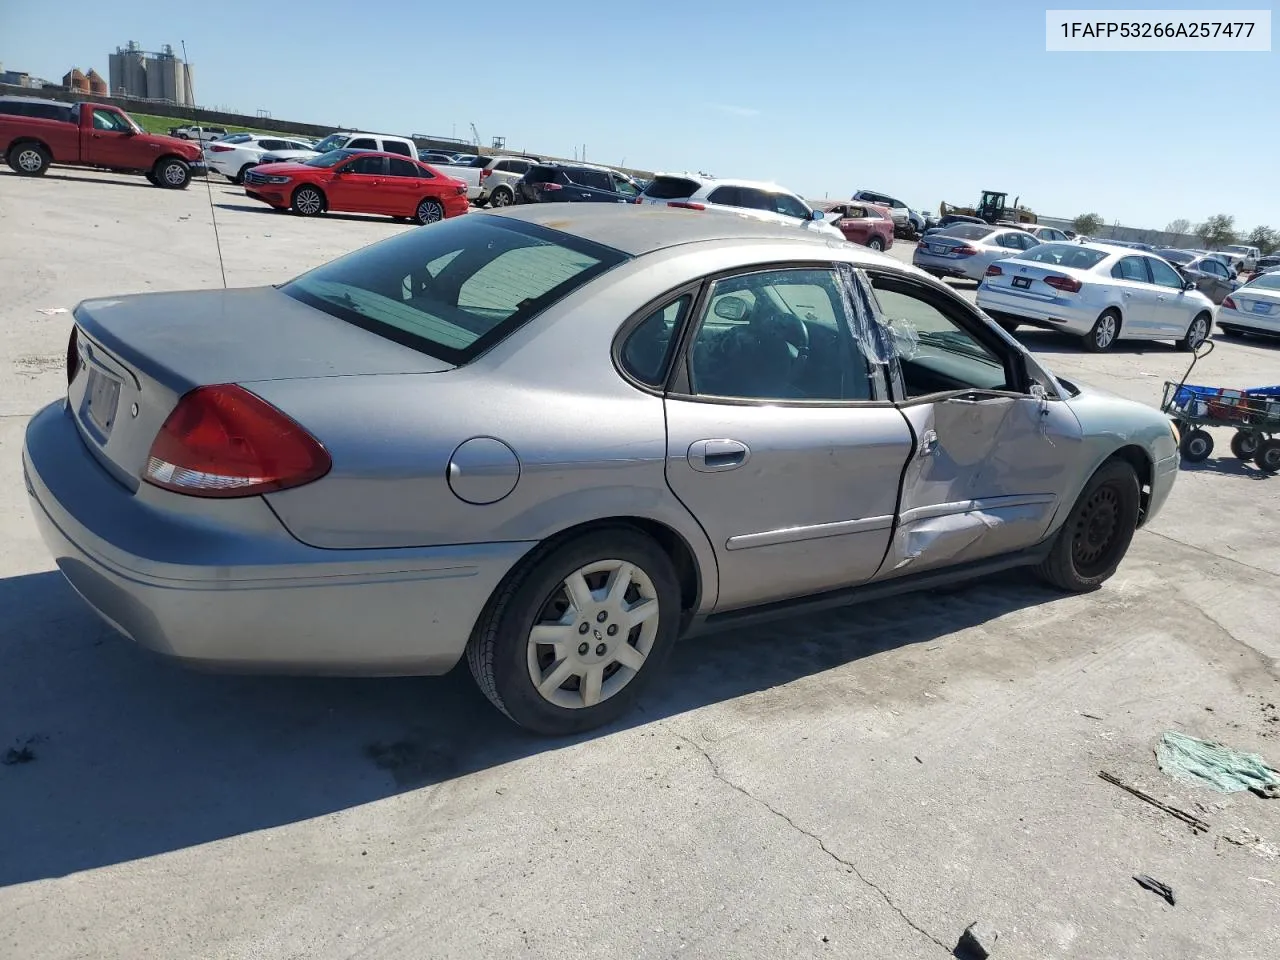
2, 0, 1276, 231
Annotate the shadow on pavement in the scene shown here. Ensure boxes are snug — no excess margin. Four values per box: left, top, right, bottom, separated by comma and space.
213, 203, 403, 225
2, 170, 155, 190
0, 567, 1060, 887
1011, 329, 1187, 356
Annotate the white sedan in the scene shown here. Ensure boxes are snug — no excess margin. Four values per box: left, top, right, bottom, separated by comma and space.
1217, 272, 1280, 338
976, 242, 1215, 352
204, 134, 320, 185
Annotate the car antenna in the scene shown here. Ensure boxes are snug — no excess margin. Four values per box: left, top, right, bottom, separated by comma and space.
202, 162, 229, 289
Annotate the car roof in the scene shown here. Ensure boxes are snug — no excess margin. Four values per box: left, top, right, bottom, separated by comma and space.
482, 204, 838, 257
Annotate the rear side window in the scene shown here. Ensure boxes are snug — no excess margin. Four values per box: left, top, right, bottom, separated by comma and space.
943, 224, 996, 241
388, 158, 422, 178
619, 296, 693, 387
566, 168, 612, 191
1022, 244, 1107, 269
383, 141, 413, 157
258, 139, 285, 151
524, 166, 559, 184
283, 217, 628, 365
643, 176, 701, 200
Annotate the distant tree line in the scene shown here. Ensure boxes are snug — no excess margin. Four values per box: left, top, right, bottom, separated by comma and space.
1068, 212, 1277, 254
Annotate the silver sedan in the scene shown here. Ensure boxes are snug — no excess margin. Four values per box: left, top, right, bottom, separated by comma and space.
24, 206, 1180, 734
977, 242, 1216, 352
912, 223, 1044, 281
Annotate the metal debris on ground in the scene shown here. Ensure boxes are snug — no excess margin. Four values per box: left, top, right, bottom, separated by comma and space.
1098, 771, 1210, 833
1134, 874, 1176, 906
1156, 731, 1280, 795
954, 920, 999, 959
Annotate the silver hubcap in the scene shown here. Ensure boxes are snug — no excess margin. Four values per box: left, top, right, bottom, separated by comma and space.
491, 191, 510, 207
1188, 317, 1207, 345
870, 239, 882, 250
1096, 315, 1117, 347
297, 190, 322, 214
418, 201, 441, 223
162, 163, 186, 185
17, 149, 42, 171
526, 559, 660, 710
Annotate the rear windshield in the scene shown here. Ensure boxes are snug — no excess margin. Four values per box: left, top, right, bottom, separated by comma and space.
1247, 273, 1280, 291
283, 217, 628, 364
1158, 249, 1194, 264
1020, 244, 1108, 269
942, 224, 996, 240
643, 176, 701, 200
221, 133, 253, 144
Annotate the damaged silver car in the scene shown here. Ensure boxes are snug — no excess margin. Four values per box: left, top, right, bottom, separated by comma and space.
24, 205, 1181, 735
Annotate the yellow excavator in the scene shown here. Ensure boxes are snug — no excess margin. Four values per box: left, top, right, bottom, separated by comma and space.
939, 190, 1037, 225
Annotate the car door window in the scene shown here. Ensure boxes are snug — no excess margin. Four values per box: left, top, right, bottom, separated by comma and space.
706, 185, 742, 207
771, 192, 810, 220
619, 295, 694, 387
867, 275, 1014, 398
388, 158, 422, 178
382, 141, 413, 157
1015, 232, 1040, 250
996, 232, 1024, 249
348, 138, 377, 150
258, 139, 285, 151
344, 155, 387, 176
1112, 257, 1151, 283
685, 268, 874, 401
612, 175, 639, 197
1200, 259, 1224, 278
1147, 257, 1184, 289
734, 187, 774, 212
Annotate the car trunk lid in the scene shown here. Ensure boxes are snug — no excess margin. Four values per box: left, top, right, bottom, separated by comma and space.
982, 258, 1088, 301
69, 286, 452, 488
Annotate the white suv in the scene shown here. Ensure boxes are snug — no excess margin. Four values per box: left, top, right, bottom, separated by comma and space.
638, 174, 844, 241
308, 131, 419, 160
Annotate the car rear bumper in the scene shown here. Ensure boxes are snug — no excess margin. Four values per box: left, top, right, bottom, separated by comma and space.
976, 285, 1096, 335
23, 401, 533, 675
912, 249, 981, 280
1218, 303, 1280, 334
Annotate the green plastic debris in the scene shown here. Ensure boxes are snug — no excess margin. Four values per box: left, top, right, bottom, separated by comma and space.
1156, 731, 1280, 794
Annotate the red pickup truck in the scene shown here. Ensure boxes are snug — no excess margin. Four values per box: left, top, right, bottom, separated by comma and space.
0, 96, 207, 188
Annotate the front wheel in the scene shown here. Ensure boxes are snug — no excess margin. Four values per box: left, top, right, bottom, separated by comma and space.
1036, 459, 1140, 592
466, 529, 682, 735
1178, 313, 1211, 352
1255, 438, 1280, 474
8, 143, 50, 176
867, 236, 884, 252
154, 158, 191, 189
291, 185, 325, 216
415, 198, 444, 225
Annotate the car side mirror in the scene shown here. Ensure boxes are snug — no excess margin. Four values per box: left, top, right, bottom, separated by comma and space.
1184, 280, 1197, 291
809, 208, 825, 221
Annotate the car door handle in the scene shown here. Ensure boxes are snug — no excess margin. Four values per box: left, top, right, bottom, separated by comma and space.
1122, 291, 1132, 298
688, 439, 750, 473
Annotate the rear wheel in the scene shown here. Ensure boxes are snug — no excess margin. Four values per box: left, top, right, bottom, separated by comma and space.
1082, 309, 1120, 352
466, 528, 682, 735
1255, 439, 1280, 474
1178, 312, 1211, 352
1180, 428, 1214, 463
867, 236, 885, 252
154, 157, 191, 189
229, 163, 254, 186
291, 185, 325, 216
1230, 431, 1259, 460
1036, 459, 1140, 592
488, 186, 513, 208
8, 143, 50, 176
415, 198, 445, 225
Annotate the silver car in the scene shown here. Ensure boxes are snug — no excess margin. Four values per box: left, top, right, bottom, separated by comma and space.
24, 207, 1180, 735
912, 223, 1043, 281
977, 242, 1216, 352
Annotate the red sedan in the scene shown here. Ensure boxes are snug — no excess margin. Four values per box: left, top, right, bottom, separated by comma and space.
244, 149, 469, 225
815, 200, 895, 251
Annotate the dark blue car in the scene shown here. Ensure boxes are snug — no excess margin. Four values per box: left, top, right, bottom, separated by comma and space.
514, 163, 641, 204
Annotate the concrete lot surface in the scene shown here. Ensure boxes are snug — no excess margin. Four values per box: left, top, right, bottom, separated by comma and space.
1, 169, 1278, 960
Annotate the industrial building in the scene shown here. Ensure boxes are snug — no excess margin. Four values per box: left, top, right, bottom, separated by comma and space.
107, 42, 195, 105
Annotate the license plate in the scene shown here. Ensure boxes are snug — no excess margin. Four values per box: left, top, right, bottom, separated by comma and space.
930, 244, 946, 254
85, 368, 121, 436
1252, 301, 1271, 314
1012, 277, 1031, 289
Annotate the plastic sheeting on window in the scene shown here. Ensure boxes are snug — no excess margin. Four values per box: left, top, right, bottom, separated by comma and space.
836, 263, 919, 364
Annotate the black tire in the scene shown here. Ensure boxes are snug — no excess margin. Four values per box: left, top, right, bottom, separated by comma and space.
415, 198, 445, 225
1178, 312, 1212, 352
8, 142, 50, 176
154, 157, 191, 189
229, 163, 254, 186
145, 171, 158, 186
488, 186, 513, 208
1082, 309, 1120, 352
867, 236, 885, 252
1230, 431, 1259, 460
1255, 438, 1280, 474
466, 528, 683, 735
291, 185, 325, 217
1036, 458, 1141, 592
1180, 428, 1213, 463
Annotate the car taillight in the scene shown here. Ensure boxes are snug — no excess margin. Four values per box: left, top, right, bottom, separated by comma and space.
1223, 296, 1238, 310
985, 264, 1003, 276
143, 384, 330, 498
209, 144, 235, 152
537, 182, 563, 191
455, 185, 466, 195
953, 245, 978, 256
668, 201, 706, 211
480, 169, 492, 179
1044, 274, 1082, 293
66, 328, 79, 384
